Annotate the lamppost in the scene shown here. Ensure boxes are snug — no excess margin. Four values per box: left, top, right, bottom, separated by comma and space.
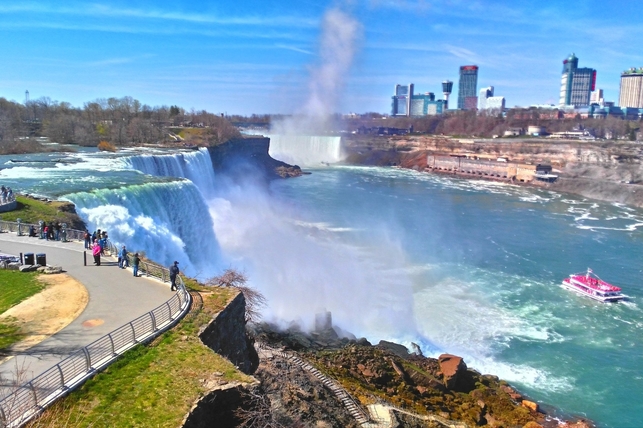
38, 220, 44, 239
62, 223, 67, 242
17, 218, 22, 236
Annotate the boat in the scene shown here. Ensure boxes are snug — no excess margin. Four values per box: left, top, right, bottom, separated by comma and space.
561, 268, 626, 302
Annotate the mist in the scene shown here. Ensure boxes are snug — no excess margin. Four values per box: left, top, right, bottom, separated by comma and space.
272, 7, 361, 136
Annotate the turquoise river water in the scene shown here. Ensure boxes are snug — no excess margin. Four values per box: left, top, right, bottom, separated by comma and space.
0, 145, 642, 427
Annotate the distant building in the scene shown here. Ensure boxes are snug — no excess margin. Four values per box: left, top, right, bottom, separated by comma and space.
392, 84, 413, 116
478, 86, 494, 110
485, 96, 506, 111
619, 68, 643, 108
458, 65, 479, 110
590, 89, 604, 104
559, 54, 596, 107
391, 84, 447, 116
442, 80, 454, 109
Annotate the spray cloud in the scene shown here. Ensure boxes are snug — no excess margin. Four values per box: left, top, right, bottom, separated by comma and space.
273, 7, 361, 135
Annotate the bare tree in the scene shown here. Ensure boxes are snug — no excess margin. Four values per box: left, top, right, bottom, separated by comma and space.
206, 269, 266, 323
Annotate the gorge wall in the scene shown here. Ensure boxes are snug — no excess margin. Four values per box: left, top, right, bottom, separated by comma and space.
343, 135, 643, 208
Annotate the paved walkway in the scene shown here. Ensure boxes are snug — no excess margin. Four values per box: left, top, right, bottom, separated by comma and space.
0, 232, 175, 390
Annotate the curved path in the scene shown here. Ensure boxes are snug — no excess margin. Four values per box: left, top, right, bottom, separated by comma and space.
0, 233, 175, 392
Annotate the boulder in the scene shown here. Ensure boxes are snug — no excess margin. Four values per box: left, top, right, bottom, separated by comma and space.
438, 354, 467, 390
377, 340, 409, 359
0, 260, 7, 269
521, 399, 539, 412
19, 265, 38, 272
7, 262, 20, 271
41, 266, 63, 274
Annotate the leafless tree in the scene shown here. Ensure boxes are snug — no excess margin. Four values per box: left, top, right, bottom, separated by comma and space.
206, 269, 266, 323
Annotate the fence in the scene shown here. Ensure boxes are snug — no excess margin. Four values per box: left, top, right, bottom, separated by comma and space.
0, 220, 85, 242
0, 234, 192, 428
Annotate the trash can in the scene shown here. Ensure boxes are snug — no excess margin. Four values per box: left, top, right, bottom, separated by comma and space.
24, 253, 34, 265
36, 253, 47, 266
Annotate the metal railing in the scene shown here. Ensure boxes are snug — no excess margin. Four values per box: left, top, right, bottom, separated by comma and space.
0, 220, 85, 242
0, 240, 192, 428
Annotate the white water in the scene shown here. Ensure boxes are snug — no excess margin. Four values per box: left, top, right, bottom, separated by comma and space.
268, 135, 343, 166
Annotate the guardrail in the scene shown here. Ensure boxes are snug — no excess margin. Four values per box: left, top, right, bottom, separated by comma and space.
0, 237, 192, 428
0, 220, 85, 242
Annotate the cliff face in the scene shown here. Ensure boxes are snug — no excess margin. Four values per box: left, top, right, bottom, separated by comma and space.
344, 135, 643, 208
199, 291, 259, 374
207, 137, 302, 181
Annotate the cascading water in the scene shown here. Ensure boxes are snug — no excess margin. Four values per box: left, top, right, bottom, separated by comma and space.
268, 135, 343, 166
124, 148, 216, 198
66, 180, 222, 278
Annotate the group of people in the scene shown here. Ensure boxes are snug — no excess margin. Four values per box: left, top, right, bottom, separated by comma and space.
36, 221, 66, 241
0, 186, 14, 204
85, 228, 180, 289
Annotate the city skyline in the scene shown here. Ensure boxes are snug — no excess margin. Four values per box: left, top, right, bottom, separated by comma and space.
0, 1, 642, 115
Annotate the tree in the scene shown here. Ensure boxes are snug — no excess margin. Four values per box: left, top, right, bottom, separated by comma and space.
206, 269, 266, 323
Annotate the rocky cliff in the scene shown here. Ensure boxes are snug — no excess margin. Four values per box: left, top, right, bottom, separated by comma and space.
344, 135, 643, 208
207, 137, 302, 181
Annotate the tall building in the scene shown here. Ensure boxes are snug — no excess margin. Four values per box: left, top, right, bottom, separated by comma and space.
590, 89, 604, 104
478, 86, 494, 110
457, 65, 478, 110
391, 84, 414, 116
559, 54, 596, 107
619, 68, 643, 108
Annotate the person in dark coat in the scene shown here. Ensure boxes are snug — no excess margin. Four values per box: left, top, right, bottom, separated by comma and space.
132, 253, 140, 277
169, 261, 179, 291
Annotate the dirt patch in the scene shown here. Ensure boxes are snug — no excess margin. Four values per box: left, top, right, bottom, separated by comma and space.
0, 274, 88, 360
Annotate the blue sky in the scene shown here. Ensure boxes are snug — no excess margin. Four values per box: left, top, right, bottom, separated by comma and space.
1, 1, 642, 115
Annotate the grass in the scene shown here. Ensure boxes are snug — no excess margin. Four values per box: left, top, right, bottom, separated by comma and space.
0, 195, 73, 225
26, 287, 255, 428
0, 270, 44, 352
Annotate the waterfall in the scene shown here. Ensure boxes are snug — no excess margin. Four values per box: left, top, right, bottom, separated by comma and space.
124, 148, 216, 197
268, 135, 343, 166
66, 180, 222, 278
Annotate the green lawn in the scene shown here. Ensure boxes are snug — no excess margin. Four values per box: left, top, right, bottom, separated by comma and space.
0, 270, 44, 352
0, 196, 69, 225
27, 288, 255, 428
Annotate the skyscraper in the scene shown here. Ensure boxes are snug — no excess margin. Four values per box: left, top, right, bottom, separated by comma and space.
619, 68, 643, 108
559, 54, 596, 107
391, 84, 414, 116
478, 86, 494, 110
457, 65, 478, 110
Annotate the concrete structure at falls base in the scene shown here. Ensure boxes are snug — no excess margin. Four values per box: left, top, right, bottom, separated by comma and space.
426, 154, 557, 183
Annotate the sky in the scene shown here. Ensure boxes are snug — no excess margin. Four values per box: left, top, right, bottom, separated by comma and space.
1, 0, 642, 116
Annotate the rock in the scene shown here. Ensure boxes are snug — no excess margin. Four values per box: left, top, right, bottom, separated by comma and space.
356, 337, 372, 347
523, 422, 543, 428
7, 262, 20, 271
19, 265, 38, 272
521, 399, 539, 412
0, 261, 8, 269
377, 340, 409, 359
42, 266, 63, 274
438, 354, 467, 390
410, 342, 423, 356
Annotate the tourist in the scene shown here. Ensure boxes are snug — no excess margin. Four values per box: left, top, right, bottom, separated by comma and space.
119, 245, 129, 269
28, 225, 36, 237
55, 222, 61, 241
99, 235, 106, 255
84, 230, 91, 249
169, 261, 179, 291
44, 224, 49, 240
92, 240, 101, 266
132, 253, 140, 277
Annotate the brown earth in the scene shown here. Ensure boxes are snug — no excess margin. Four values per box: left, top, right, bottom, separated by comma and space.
0, 274, 88, 363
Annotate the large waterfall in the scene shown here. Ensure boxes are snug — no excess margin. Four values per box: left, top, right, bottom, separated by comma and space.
268, 135, 343, 166
67, 180, 222, 278
124, 148, 216, 198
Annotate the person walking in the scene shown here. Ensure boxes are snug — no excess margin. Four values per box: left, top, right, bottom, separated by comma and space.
84, 230, 91, 249
132, 253, 139, 277
92, 240, 101, 266
169, 261, 180, 291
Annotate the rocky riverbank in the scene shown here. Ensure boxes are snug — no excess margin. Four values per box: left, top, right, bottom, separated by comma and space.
343, 135, 643, 208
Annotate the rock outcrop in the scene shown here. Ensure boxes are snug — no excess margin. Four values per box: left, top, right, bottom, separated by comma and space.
198, 292, 259, 374
207, 137, 302, 181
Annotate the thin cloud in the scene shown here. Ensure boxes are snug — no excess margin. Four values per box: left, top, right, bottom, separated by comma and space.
275, 44, 314, 55
0, 3, 318, 28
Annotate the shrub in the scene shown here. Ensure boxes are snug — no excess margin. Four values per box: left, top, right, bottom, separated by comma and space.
97, 140, 117, 152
